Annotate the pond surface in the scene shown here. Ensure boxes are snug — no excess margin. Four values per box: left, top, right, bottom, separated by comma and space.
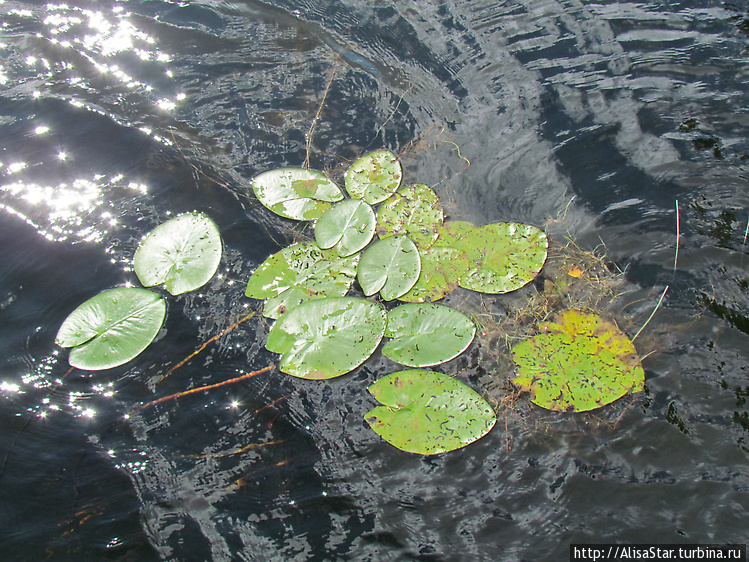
1, 1, 748, 560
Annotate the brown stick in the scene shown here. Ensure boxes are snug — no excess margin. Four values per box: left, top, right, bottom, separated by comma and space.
157, 311, 257, 384
138, 364, 276, 411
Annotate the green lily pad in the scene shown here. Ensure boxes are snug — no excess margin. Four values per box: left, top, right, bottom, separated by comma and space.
383, 303, 476, 367
314, 199, 376, 257
376, 184, 444, 249
245, 242, 359, 319
365, 369, 496, 455
133, 212, 222, 296
436, 221, 548, 294
399, 245, 470, 303
266, 297, 386, 379
344, 149, 403, 205
511, 310, 645, 412
56, 288, 166, 370
252, 167, 343, 220
357, 235, 421, 301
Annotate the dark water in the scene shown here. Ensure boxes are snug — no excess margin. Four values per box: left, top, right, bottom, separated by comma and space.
1, 1, 748, 560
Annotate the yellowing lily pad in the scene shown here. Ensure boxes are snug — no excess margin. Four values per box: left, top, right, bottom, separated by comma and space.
344, 149, 403, 205
252, 167, 343, 220
399, 245, 470, 303
376, 183, 443, 249
435, 221, 548, 294
365, 369, 496, 455
511, 310, 645, 412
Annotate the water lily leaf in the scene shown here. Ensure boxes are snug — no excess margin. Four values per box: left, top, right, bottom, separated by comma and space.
436, 221, 548, 294
245, 242, 359, 319
133, 212, 222, 296
266, 297, 386, 379
357, 235, 420, 301
365, 369, 496, 455
344, 149, 403, 205
314, 199, 376, 257
511, 310, 645, 412
399, 246, 470, 303
376, 184, 444, 249
252, 167, 343, 220
383, 303, 476, 367
56, 288, 166, 370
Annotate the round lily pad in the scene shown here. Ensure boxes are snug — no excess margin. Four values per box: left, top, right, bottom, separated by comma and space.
511, 310, 645, 412
266, 297, 386, 380
365, 369, 496, 455
399, 245, 470, 303
314, 199, 376, 257
133, 212, 222, 296
252, 167, 343, 220
383, 303, 476, 367
245, 242, 359, 319
436, 221, 548, 294
376, 183, 444, 249
56, 287, 167, 370
357, 235, 421, 301
344, 149, 403, 205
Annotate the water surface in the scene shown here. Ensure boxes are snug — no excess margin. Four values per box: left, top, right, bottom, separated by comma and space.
1, 1, 748, 560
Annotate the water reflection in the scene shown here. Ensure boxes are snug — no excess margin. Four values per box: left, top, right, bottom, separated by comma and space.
1, 0, 749, 559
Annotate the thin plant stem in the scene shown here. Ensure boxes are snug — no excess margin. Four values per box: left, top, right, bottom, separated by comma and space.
674, 199, 680, 273
304, 58, 339, 169
138, 364, 276, 412
157, 311, 257, 384
632, 286, 669, 341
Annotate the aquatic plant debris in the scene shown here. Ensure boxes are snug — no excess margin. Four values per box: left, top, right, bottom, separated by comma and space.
245, 242, 359, 319
344, 149, 403, 204
265, 297, 387, 379
365, 369, 496, 455
134, 212, 222, 296
383, 303, 476, 367
511, 310, 645, 412
56, 287, 166, 370
252, 167, 343, 220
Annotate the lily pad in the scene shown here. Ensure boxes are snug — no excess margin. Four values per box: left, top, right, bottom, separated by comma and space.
376, 184, 443, 249
383, 303, 476, 367
252, 167, 343, 220
357, 235, 421, 301
56, 287, 166, 370
245, 242, 359, 319
399, 245, 470, 303
344, 149, 403, 205
314, 199, 376, 257
133, 212, 222, 296
511, 310, 645, 412
365, 369, 496, 455
266, 297, 386, 379
436, 221, 548, 294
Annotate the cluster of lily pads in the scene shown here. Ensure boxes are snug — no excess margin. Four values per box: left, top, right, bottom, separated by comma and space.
55, 148, 645, 456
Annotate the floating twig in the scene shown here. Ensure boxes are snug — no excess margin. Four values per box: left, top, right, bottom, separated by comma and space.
304, 58, 339, 169
674, 199, 680, 273
157, 311, 257, 384
632, 286, 669, 341
138, 364, 276, 412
